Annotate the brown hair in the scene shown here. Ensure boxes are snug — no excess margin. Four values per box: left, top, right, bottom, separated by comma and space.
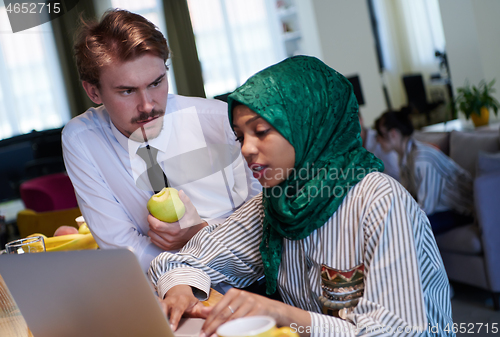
375, 107, 415, 138
74, 9, 169, 86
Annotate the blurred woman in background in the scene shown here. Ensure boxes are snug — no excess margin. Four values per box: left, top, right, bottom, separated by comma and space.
375, 109, 474, 235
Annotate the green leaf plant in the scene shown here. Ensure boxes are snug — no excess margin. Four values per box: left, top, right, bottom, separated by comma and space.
455, 79, 500, 120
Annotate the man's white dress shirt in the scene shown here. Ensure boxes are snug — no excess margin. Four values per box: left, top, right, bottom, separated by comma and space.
62, 94, 260, 271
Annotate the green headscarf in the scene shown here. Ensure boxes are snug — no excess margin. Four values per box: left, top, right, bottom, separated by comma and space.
227, 56, 384, 294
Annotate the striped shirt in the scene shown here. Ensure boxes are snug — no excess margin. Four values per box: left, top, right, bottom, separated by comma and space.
149, 173, 454, 336
399, 139, 473, 216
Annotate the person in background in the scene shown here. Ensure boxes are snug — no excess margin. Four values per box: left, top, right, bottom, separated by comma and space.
149, 56, 453, 336
358, 112, 400, 180
62, 9, 260, 272
375, 109, 474, 235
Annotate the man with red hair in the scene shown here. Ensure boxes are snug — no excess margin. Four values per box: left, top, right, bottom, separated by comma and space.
63, 9, 259, 272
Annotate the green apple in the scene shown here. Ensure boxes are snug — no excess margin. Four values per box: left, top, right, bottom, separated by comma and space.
147, 187, 186, 222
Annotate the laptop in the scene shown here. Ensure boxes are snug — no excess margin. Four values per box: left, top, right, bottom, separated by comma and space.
0, 249, 204, 337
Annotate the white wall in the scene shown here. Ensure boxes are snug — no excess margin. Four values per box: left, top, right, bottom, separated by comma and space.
296, 0, 387, 127
294, 0, 324, 60
472, 0, 500, 104
439, 0, 485, 94
439, 0, 500, 103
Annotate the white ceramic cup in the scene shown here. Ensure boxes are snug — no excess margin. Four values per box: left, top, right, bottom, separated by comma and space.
75, 216, 85, 227
216, 316, 297, 337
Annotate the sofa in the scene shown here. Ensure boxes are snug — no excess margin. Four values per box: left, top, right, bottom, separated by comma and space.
0, 127, 65, 202
414, 127, 500, 310
17, 207, 81, 238
19, 173, 78, 213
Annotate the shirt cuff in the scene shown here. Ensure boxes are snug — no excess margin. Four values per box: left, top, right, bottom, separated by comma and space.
308, 312, 356, 337
156, 266, 211, 300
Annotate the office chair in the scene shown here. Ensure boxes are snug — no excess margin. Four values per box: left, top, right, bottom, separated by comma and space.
402, 74, 443, 122
346, 75, 365, 106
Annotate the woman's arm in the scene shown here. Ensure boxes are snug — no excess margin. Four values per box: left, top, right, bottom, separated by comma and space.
148, 194, 266, 328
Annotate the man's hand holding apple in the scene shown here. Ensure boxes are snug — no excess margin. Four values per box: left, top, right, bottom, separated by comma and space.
147, 189, 208, 251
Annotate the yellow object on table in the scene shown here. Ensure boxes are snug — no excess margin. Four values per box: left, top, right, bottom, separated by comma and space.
43, 234, 99, 252
202, 288, 224, 307
26, 232, 99, 252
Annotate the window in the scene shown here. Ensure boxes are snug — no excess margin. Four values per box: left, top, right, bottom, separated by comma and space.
0, 4, 70, 140
371, 0, 446, 109
187, 0, 285, 98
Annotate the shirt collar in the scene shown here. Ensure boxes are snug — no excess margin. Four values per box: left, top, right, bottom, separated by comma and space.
147, 123, 169, 153
401, 137, 414, 167
110, 119, 134, 152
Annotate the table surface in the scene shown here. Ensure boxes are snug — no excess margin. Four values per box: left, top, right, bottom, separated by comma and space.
421, 119, 500, 132
0, 274, 223, 337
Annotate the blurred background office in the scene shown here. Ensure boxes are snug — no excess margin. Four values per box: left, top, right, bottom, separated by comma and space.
1, 0, 499, 140
1, 0, 500, 327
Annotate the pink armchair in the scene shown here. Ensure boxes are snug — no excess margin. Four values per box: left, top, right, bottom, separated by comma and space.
19, 173, 78, 212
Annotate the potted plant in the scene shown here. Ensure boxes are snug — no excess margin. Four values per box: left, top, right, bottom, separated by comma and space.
455, 79, 500, 127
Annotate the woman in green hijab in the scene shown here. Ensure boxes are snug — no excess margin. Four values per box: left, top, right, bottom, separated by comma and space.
149, 56, 453, 336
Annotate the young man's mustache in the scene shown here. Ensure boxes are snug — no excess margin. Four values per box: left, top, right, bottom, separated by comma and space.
132, 109, 164, 123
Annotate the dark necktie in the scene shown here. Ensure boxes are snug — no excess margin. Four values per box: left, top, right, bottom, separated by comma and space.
136, 146, 168, 193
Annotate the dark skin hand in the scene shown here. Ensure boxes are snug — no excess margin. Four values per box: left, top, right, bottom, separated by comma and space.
153, 192, 311, 336
162, 286, 311, 337
160, 285, 211, 331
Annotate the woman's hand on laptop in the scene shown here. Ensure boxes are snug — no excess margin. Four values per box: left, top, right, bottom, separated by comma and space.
148, 190, 208, 250
199, 288, 311, 337
161, 285, 211, 331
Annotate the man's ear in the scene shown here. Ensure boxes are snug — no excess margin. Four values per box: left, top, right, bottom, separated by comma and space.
82, 81, 103, 105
